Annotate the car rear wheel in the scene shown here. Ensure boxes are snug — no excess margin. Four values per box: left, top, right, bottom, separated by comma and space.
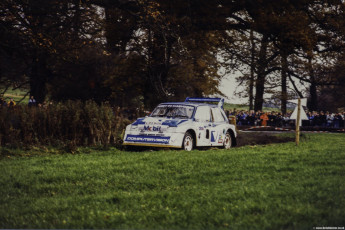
183, 132, 194, 151
223, 131, 232, 149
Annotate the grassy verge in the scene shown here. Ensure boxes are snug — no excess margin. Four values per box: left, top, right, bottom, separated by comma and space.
2, 88, 29, 103
0, 133, 344, 229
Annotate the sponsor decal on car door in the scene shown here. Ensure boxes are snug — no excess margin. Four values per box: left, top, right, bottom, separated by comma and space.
211, 107, 228, 146
194, 106, 215, 146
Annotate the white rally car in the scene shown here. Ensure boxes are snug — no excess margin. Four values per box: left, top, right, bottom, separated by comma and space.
123, 97, 237, 151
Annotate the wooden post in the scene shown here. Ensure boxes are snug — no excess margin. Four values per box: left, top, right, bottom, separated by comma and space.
295, 98, 301, 146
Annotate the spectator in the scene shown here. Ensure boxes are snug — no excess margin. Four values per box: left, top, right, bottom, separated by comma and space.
236, 111, 245, 125
326, 112, 333, 127
0, 97, 6, 108
320, 111, 327, 127
275, 113, 283, 127
314, 112, 321, 126
308, 112, 314, 126
260, 112, 269, 126
255, 111, 261, 126
8, 98, 16, 108
333, 113, 342, 128
28, 96, 37, 107
247, 110, 256, 126
268, 111, 278, 126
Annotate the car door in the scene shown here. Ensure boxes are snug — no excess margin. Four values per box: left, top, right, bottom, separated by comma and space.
210, 107, 228, 146
193, 106, 213, 146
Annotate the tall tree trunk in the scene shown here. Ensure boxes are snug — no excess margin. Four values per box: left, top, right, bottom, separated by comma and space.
144, 28, 154, 109
281, 52, 288, 114
30, 51, 47, 104
254, 34, 268, 112
72, 0, 81, 41
105, 7, 119, 54
249, 29, 255, 111
104, 7, 136, 54
309, 80, 318, 111
144, 30, 173, 109
307, 55, 318, 111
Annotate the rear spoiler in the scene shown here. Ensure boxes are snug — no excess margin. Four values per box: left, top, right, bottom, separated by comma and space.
185, 97, 225, 109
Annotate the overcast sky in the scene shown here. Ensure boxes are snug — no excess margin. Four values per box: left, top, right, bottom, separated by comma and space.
219, 75, 245, 104
217, 67, 248, 105
219, 71, 308, 105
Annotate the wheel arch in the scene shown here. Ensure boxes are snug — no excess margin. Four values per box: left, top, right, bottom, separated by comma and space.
186, 129, 197, 147
227, 128, 237, 147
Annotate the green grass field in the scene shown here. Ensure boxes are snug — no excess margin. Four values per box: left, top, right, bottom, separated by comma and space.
2, 88, 28, 101
1, 133, 345, 229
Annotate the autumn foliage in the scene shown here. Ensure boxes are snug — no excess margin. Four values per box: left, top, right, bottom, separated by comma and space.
1, 0, 345, 112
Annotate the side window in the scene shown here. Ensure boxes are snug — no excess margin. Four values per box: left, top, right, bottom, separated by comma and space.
212, 108, 226, 122
194, 106, 211, 122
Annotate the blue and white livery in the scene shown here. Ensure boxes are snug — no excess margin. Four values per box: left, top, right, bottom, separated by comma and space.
123, 97, 237, 151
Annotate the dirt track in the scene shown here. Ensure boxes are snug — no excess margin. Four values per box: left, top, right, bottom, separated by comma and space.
236, 131, 295, 147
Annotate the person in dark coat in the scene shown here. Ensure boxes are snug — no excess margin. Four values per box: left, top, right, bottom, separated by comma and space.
28, 96, 37, 107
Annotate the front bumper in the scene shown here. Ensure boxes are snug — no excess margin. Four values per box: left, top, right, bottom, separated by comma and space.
123, 131, 184, 148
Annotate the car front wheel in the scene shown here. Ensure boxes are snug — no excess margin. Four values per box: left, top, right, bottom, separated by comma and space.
182, 132, 194, 151
223, 131, 232, 149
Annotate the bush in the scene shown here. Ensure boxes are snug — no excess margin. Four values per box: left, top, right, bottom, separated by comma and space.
0, 101, 131, 147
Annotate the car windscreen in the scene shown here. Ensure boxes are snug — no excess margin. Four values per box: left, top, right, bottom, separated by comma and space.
150, 105, 195, 119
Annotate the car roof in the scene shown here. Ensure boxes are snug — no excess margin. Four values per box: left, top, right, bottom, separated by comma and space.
159, 102, 219, 108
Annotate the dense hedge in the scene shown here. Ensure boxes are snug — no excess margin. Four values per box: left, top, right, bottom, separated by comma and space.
0, 101, 131, 148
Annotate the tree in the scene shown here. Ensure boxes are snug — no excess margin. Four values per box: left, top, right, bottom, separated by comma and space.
318, 56, 345, 111
2, 0, 345, 113
97, 0, 236, 109
1, 0, 104, 103
220, 0, 345, 112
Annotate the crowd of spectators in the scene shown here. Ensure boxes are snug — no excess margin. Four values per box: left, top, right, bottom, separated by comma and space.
0, 97, 17, 108
226, 109, 345, 128
306, 111, 344, 128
